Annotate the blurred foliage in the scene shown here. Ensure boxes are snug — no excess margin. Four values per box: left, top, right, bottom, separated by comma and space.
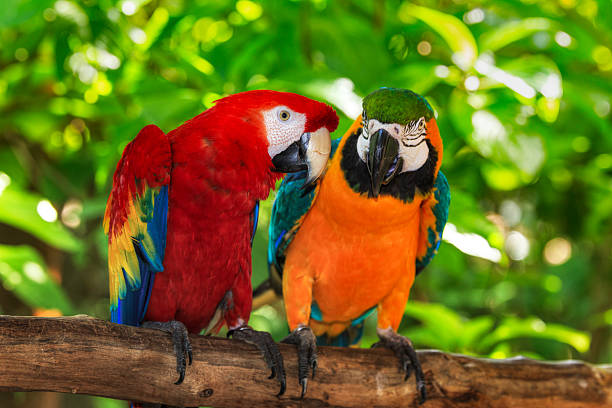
1, 0, 611, 406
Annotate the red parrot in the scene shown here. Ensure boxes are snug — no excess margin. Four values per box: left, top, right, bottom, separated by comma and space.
104, 90, 338, 399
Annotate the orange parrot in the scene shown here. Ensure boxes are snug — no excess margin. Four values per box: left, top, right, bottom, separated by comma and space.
257, 88, 450, 403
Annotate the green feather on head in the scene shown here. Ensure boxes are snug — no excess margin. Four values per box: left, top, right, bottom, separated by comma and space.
363, 87, 434, 124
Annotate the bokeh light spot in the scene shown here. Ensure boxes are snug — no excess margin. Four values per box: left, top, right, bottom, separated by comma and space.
236, 1, 263, 21
121, 0, 136, 15
543, 237, 571, 265
0, 172, 11, 196
464, 75, 480, 91
417, 41, 431, 56
434, 65, 449, 78
129, 27, 147, 44
463, 8, 485, 24
37, 200, 58, 223
554, 31, 571, 47
595, 153, 612, 169
571, 136, 590, 153
505, 231, 529, 261
543, 275, 563, 292
15, 48, 29, 62
24, 262, 47, 284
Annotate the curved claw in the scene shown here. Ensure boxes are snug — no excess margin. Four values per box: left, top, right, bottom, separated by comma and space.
300, 377, 308, 399
375, 329, 427, 405
281, 326, 317, 399
142, 320, 192, 386
174, 371, 185, 386
277, 377, 287, 397
228, 326, 287, 396
269, 366, 276, 380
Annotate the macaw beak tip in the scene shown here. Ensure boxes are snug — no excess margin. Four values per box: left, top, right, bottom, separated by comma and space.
304, 127, 331, 186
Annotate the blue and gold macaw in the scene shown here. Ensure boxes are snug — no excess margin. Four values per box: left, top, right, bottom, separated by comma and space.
255, 88, 450, 403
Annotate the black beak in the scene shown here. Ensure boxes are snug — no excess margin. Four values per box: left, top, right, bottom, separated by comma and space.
271, 128, 331, 192
367, 128, 402, 198
271, 132, 310, 173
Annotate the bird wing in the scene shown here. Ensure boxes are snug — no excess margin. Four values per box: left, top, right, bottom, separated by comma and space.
415, 171, 450, 275
103, 125, 171, 326
266, 137, 342, 293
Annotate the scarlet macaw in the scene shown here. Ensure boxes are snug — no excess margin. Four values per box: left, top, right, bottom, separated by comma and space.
261, 88, 450, 402
104, 90, 339, 397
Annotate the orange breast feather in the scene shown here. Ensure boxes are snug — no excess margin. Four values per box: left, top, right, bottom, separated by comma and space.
283, 134, 424, 335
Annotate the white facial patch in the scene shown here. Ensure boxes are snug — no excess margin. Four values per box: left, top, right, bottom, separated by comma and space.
263, 106, 307, 158
357, 117, 430, 172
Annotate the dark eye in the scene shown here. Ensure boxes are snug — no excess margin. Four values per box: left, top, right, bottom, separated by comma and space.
278, 110, 291, 121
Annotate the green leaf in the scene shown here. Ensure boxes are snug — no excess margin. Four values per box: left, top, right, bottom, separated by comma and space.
0, 188, 81, 252
0, 0, 54, 28
0, 245, 74, 314
403, 301, 465, 350
447, 189, 498, 238
399, 3, 478, 70
479, 18, 555, 52
92, 397, 126, 408
481, 162, 527, 191
479, 316, 591, 353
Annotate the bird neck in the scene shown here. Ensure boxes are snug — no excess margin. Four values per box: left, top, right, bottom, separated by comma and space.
315, 134, 423, 233
168, 111, 280, 203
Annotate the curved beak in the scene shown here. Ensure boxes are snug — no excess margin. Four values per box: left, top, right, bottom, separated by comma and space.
271, 127, 331, 189
367, 128, 402, 198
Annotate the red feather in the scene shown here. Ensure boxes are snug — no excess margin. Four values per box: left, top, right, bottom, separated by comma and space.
105, 91, 339, 333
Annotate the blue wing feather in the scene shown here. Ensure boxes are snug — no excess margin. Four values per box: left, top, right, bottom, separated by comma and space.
416, 171, 450, 274
111, 185, 168, 326
251, 201, 259, 247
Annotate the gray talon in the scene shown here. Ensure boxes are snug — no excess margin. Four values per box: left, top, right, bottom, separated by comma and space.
282, 326, 317, 398
142, 320, 192, 386
374, 330, 426, 405
228, 325, 287, 396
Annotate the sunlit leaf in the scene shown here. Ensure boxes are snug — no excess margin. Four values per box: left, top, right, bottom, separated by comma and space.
0, 188, 81, 252
0, 0, 54, 28
479, 18, 555, 52
399, 3, 478, 70
0, 245, 74, 314
479, 316, 590, 353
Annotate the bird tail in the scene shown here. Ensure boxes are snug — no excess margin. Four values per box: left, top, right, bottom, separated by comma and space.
316, 324, 365, 347
252, 278, 281, 310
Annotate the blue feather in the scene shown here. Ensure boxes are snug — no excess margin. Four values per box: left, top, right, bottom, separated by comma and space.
250, 201, 259, 247
416, 171, 450, 274
111, 185, 169, 327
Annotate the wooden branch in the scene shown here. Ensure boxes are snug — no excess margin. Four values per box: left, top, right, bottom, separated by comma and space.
0, 316, 611, 407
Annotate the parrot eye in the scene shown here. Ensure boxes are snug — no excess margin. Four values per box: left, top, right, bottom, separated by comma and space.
278, 110, 291, 121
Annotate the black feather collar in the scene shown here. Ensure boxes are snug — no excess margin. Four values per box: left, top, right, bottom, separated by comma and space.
339, 128, 437, 203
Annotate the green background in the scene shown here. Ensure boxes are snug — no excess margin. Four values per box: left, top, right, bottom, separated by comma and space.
0, 0, 611, 406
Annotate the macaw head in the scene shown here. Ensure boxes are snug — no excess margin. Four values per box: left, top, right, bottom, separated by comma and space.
351, 87, 442, 200
212, 90, 339, 187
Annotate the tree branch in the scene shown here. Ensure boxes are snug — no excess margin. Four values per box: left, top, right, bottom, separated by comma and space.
0, 315, 610, 407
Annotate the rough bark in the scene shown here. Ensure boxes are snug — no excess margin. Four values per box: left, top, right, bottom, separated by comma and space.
0, 315, 610, 408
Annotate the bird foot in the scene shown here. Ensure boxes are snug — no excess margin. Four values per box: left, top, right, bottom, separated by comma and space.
141, 320, 193, 385
372, 329, 426, 404
281, 326, 317, 398
228, 325, 287, 396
